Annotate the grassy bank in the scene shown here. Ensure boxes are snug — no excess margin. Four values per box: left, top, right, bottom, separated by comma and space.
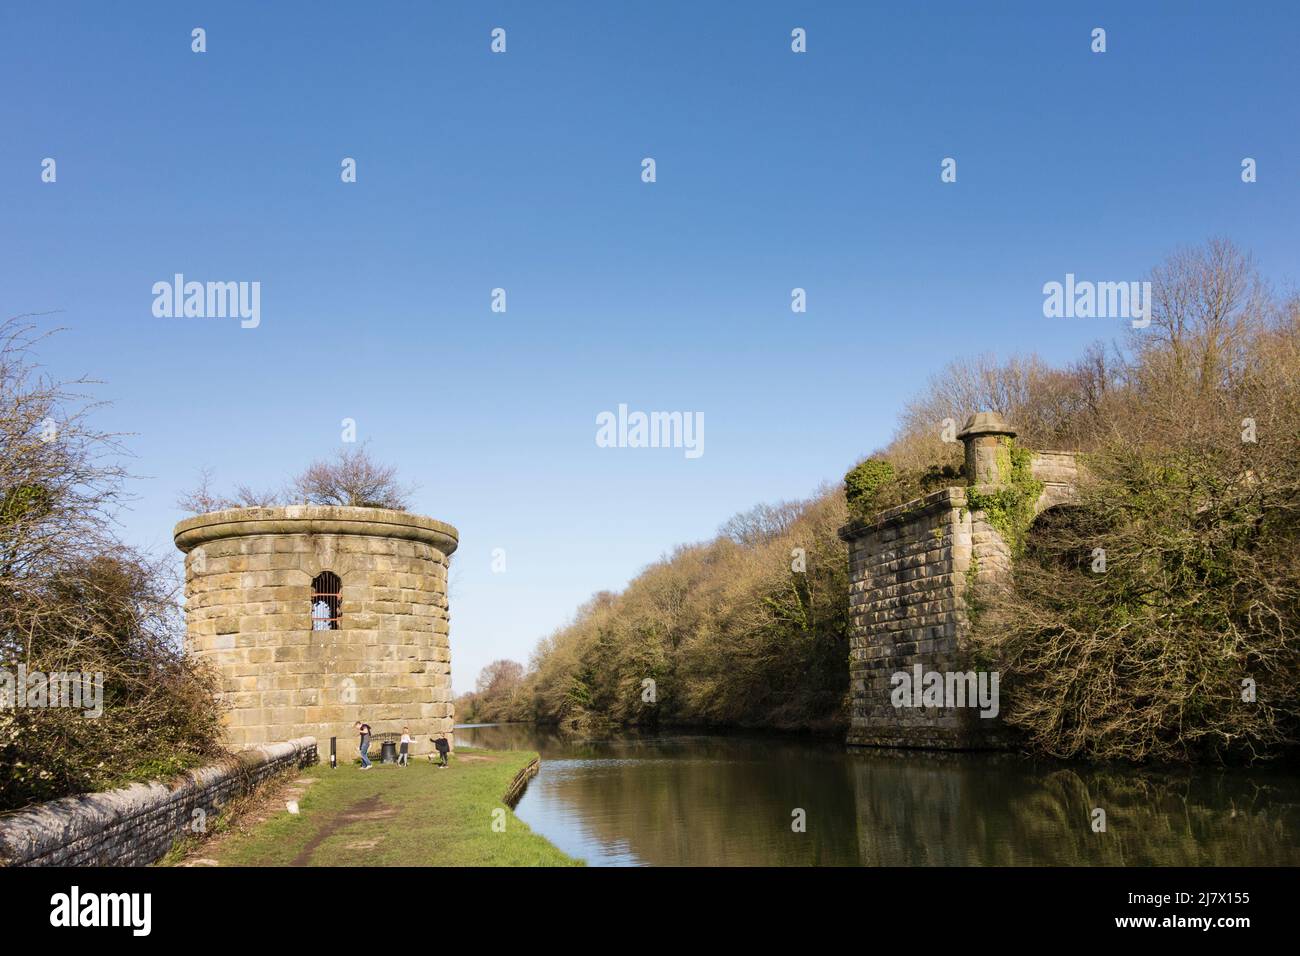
181, 748, 578, 867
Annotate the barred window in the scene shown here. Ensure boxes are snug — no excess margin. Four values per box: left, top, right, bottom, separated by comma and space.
311, 571, 341, 630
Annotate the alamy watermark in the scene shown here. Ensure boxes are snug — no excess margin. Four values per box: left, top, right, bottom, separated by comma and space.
1043, 273, 1151, 328
890, 664, 999, 718
152, 274, 261, 328
595, 404, 704, 459
1, 665, 103, 718
50, 886, 150, 936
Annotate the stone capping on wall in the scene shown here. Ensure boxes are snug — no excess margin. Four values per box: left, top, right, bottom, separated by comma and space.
838, 487, 967, 543
0, 737, 317, 867
174, 505, 459, 557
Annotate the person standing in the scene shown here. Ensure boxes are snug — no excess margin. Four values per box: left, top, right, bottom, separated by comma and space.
355, 720, 372, 769
433, 734, 450, 768
398, 727, 411, 767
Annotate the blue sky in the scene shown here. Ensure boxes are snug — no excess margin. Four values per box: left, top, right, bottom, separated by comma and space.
3, 2, 1297, 692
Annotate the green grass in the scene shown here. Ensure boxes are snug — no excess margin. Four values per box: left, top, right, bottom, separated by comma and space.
197, 748, 579, 867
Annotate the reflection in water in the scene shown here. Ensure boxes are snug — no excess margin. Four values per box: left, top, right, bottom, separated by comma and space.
456, 723, 1300, 867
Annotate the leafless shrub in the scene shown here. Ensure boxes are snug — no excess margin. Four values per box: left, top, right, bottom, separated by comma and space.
289, 444, 414, 509
176, 466, 283, 512
1, 318, 224, 809
178, 444, 414, 514
969, 240, 1300, 763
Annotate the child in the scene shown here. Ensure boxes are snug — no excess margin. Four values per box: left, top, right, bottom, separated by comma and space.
431, 734, 450, 768
398, 727, 411, 767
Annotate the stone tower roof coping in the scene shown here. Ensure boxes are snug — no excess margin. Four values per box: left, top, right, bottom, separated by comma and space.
173, 505, 459, 556
956, 410, 1017, 440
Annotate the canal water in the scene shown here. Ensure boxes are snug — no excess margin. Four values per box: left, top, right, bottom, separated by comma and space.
455, 723, 1300, 866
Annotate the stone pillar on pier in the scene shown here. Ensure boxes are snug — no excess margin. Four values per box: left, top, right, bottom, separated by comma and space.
957, 411, 1017, 491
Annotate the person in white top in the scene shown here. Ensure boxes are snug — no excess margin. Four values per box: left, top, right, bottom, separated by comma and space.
398, 728, 412, 767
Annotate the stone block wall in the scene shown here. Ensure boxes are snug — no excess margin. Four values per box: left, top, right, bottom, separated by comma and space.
840, 430, 1080, 751
174, 506, 459, 754
1031, 449, 1081, 511
841, 488, 1010, 749
0, 738, 316, 867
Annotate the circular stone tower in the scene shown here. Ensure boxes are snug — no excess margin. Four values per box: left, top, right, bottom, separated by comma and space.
174, 506, 458, 755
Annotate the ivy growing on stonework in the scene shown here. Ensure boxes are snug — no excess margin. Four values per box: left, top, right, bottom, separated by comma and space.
964, 441, 1043, 557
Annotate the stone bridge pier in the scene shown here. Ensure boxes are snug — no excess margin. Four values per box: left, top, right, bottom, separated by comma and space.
839, 412, 1078, 750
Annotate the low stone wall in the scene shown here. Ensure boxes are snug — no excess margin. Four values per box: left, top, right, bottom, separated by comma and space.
0, 737, 317, 867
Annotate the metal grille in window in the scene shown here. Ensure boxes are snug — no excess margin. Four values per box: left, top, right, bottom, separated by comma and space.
311, 571, 341, 630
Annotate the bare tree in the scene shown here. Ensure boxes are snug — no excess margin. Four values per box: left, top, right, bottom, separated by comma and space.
720, 499, 805, 546
289, 444, 414, 510
177, 445, 413, 515
176, 467, 284, 513
176, 466, 231, 513
1137, 237, 1267, 390
454, 659, 527, 724
475, 659, 525, 698
1, 317, 224, 809
0, 317, 127, 604
884, 351, 1104, 465
229, 483, 285, 508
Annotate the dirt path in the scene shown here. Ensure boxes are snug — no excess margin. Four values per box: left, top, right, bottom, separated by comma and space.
175, 773, 316, 867
290, 793, 397, 865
